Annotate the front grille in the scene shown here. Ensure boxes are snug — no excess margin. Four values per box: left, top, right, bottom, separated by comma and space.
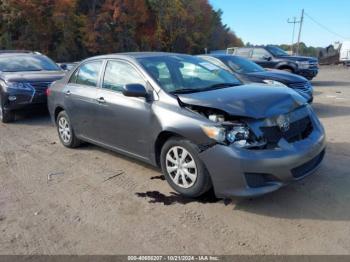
291, 150, 325, 178
309, 62, 319, 69
30, 82, 52, 94
288, 81, 311, 92
260, 116, 313, 145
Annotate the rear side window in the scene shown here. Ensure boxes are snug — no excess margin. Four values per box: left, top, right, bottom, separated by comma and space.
102, 60, 146, 92
71, 61, 102, 87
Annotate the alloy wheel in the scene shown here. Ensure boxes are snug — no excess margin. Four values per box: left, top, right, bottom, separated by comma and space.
165, 146, 197, 188
58, 116, 71, 144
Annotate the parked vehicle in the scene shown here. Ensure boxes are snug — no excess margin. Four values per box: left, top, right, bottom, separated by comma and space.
340, 41, 350, 66
227, 46, 319, 80
48, 53, 326, 198
0, 51, 65, 122
198, 54, 313, 103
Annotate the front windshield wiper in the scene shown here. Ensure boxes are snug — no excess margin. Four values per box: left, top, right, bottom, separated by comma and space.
170, 88, 202, 94
170, 82, 240, 94
201, 82, 240, 91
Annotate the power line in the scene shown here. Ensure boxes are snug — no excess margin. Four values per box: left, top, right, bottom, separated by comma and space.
304, 11, 348, 40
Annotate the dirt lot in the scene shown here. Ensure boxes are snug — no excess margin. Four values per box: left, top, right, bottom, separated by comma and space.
0, 66, 350, 255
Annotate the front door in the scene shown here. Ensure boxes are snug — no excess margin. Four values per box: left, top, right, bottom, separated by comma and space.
94, 59, 154, 159
251, 48, 276, 68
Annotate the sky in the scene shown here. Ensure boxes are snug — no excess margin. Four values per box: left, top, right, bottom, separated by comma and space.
209, 0, 350, 47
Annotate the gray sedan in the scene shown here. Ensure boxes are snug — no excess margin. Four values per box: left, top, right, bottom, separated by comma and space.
47, 52, 326, 198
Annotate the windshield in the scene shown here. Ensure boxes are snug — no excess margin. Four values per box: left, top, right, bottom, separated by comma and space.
222, 56, 265, 74
266, 46, 289, 57
0, 54, 61, 72
138, 55, 241, 94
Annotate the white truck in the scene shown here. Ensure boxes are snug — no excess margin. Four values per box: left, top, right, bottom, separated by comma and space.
340, 41, 350, 65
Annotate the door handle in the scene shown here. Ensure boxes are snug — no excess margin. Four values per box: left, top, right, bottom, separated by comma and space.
96, 97, 106, 104
64, 90, 71, 96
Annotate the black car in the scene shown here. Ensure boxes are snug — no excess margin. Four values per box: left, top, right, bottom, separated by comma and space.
199, 54, 313, 103
228, 46, 319, 80
0, 51, 65, 122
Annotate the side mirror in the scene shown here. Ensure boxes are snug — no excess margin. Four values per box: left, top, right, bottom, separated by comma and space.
59, 64, 68, 70
122, 84, 148, 97
263, 55, 272, 61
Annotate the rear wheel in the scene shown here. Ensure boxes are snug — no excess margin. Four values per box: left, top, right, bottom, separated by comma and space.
0, 95, 15, 123
160, 137, 212, 197
56, 111, 81, 148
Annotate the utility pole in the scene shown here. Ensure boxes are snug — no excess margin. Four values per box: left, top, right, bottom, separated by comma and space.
287, 16, 299, 54
296, 9, 304, 55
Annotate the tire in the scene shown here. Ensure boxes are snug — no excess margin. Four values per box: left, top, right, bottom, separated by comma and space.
0, 94, 15, 123
56, 110, 81, 148
160, 137, 212, 197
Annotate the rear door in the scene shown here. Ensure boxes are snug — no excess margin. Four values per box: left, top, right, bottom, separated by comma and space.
94, 59, 154, 159
63, 60, 103, 139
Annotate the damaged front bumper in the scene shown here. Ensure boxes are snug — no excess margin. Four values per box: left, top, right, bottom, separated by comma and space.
199, 112, 326, 198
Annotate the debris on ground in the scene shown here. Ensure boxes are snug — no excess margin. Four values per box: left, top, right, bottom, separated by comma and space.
47, 172, 65, 182
103, 171, 124, 182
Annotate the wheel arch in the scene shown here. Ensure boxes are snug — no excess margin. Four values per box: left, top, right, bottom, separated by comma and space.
54, 106, 65, 122
276, 62, 297, 73
154, 130, 184, 167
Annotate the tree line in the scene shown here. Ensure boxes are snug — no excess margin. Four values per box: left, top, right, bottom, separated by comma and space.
0, 0, 243, 62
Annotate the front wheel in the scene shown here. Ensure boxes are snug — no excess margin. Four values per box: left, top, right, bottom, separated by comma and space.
56, 111, 81, 148
160, 138, 212, 197
0, 95, 15, 123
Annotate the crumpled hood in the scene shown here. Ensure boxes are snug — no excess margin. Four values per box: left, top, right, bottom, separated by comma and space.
177, 84, 306, 119
247, 69, 307, 84
1, 71, 66, 83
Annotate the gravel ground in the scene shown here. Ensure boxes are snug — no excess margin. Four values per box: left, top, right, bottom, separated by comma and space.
0, 65, 350, 255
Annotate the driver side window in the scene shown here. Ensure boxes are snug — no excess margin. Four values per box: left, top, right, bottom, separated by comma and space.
252, 48, 271, 60
102, 60, 146, 92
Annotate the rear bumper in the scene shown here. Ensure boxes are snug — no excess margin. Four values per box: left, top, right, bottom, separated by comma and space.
199, 116, 326, 198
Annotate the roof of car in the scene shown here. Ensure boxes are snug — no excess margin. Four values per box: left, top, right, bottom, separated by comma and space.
0, 50, 41, 55
84, 52, 192, 62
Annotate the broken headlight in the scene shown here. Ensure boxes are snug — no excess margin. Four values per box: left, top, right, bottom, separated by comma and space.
226, 124, 250, 146
201, 123, 252, 147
